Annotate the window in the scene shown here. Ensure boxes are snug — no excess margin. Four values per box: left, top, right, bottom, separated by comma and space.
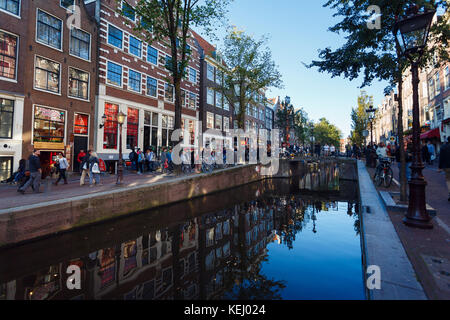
108, 25, 123, 49
189, 67, 196, 83
188, 93, 196, 109
165, 55, 173, 71
435, 72, 440, 95
33, 106, 65, 143
103, 103, 118, 149
206, 112, 214, 129
207, 63, 214, 81
70, 28, 91, 60
69, 67, 89, 100
165, 83, 174, 102
128, 69, 141, 92
216, 92, 223, 108
36, 10, 62, 50
180, 89, 186, 107
207, 88, 214, 105
127, 108, 139, 149
223, 117, 229, 132
0, 31, 17, 80
146, 76, 157, 97
0, 98, 14, 139
216, 69, 222, 85
0, 0, 20, 16
107, 61, 122, 87
428, 78, 435, 98
60, 0, 74, 9
445, 66, 450, 90
35, 56, 60, 93
122, 1, 135, 21
147, 46, 158, 65
74, 113, 88, 135
129, 36, 142, 57
223, 99, 229, 111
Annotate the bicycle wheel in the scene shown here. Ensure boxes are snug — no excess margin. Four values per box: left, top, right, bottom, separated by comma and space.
374, 172, 383, 187
383, 167, 393, 188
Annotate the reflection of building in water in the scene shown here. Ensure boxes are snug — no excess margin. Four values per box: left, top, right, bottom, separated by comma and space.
299, 163, 339, 191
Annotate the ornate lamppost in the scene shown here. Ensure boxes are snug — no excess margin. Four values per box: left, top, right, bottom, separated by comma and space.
366, 105, 377, 147
393, 7, 436, 229
116, 111, 127, 185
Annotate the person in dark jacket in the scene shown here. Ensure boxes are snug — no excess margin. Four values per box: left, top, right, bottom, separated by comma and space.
79, 151, 91, 186
18, 150, 42, 194
421, 141, 430, 164
438, 137, 450, 201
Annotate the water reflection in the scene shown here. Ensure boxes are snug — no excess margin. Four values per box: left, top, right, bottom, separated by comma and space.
0, 173, 363, 300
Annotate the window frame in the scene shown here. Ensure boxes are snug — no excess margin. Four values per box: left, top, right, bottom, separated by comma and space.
0, 98, 14, 139
129, 35, 142, 59
146, 45, 158, 65
128, 69, 142, 93
69, 27, 91, 62
164, 83, 174, 102
73, 112, 90, 136
0, 0, 21, 18
107, 24, 123, 50
68, 66, 90, 101
106, 60, 123, 88
32, 104, 66, 144
35, 8, 63, 51
146, 76, 158, 98
34, 55, 61, 95
189, 67, 197, 83
0, 29, 18, 81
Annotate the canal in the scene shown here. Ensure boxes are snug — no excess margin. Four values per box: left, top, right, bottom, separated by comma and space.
0, 165, 365, 300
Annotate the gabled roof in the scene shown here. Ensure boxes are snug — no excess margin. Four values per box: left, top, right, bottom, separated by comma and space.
190, 29, 216, 57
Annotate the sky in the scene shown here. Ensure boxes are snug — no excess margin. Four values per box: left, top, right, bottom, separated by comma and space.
198, 0, 390, 139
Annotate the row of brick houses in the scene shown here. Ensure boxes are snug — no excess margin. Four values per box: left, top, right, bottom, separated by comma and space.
0, 0, 276, 180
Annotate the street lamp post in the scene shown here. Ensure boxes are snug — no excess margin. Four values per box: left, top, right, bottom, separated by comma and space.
116, 111, 127, 185
366, 105, 376, 147
394, 7, 435, 229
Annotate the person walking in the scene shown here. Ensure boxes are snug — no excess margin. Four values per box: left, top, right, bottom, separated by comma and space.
136, 148, 144, 175
80, 150, 91, 186
18, 150, 42, 194
77, 149, 86, 173
89, 151, 102, 187
438, 137, 450, 201
54, 152, 69, 185
427, 140, 436, 165
421, 141, 430, 164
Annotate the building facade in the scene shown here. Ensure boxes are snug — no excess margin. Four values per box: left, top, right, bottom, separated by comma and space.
86, 0, 200, 171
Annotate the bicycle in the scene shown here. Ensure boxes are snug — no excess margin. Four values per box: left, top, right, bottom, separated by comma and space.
373, 157, 394, 188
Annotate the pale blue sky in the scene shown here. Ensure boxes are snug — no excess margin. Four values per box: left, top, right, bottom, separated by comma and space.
199, 0, 390, 138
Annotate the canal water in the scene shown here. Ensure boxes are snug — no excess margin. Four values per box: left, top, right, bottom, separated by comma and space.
0, 167, 365, 300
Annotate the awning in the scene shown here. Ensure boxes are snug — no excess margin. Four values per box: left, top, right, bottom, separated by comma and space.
420, 128, 440, 140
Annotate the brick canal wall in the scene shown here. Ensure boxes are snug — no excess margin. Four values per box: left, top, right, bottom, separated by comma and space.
0, 158, 357, 247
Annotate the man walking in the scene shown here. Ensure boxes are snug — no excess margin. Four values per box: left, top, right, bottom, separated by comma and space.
54, 152, 69, 185
18, 150, 42, 194
80, 150, 91, 186
438, 137, 450, 201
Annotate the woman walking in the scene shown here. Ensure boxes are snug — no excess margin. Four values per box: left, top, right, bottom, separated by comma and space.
89, 151, 102, 187
54, 152, 69, 185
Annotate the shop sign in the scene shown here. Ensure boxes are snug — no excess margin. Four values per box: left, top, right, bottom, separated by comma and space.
34, 142, 65, 150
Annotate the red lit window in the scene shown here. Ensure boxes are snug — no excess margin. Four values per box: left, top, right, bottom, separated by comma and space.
103, 103, 118, 149
126, 107, 139, 149
74, 113, 88, 135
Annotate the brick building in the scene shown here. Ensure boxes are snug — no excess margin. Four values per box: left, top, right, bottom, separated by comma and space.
16, 0, 99, 173
86, 0, 200, 171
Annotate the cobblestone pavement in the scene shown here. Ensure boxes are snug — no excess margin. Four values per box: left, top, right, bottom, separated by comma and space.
368, 161, 450, 300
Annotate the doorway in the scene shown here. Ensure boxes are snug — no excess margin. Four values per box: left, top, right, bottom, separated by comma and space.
73, 136, 88, 172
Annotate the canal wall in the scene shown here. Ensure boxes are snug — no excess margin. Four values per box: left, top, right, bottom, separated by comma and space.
0, 158, 358, 247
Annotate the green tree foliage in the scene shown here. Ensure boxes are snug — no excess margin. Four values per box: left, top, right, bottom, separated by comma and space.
117, 0, 232, 133
218, 29, 283, 129
313, 118, 342, 147
293, 108, 309, 145
350, 91, 373, 147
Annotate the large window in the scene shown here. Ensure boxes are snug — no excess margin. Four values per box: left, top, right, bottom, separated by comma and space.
35, 56, 60, 93
36, 9, 62, 50
189, 67, 196, 83
223, 117, 229, 132
207, 63, 214, 81
70, 28, 90, 60
129, 36, 142, 58
207, 87, 214, 105
103, 103, 118, 149
147, 46, 158, 65
74, 113, 88, 135
69, 67, 89, 100
122, 1, 135, 21
33, 106, 65, 143
0, 98, 14, 139
206, 112, 214, 129
165, 83, 174, 102
147, 76, 157, 97
126, 108, 139, 149
108, 25, 123, 49
0, 0, 20, 16
445, 66, 449, 90
0, 30, 17, 80
188, 93, 196, 109
128, 69, 141, 92
107, 61, 122, 87
144, 111, 158, 150
215, 114, 222, 130
223, 99, 229, 111
216, 92, 223, 108
435, 72, 441, 95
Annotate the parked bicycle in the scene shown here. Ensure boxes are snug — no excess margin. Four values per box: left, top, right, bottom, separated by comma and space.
373, 157, 394, 188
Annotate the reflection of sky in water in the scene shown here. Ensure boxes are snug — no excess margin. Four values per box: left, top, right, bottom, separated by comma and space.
261, 203, 364, 300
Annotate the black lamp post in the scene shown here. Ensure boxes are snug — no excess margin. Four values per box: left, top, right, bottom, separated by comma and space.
393, 7, 435, 229
116, 111, 127, 185
366, 105, 377, 147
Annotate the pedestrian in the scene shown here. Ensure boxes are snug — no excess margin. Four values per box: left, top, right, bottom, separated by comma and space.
77, 149, 86, 173
324, 144, 330, 157
136, 148, 144, 175
54, 152, 69, 185
89, 151, 101, 187
330, 144, 336, 156
80, 150, 91, 186
129, 148, 137, 172
1, 158, 25, 184
427, 140, 436, 165
438, 137, 450, 201
421, 141, 430, 164
18, 150, 42, 194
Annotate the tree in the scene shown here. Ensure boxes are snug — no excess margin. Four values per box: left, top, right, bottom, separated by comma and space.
217, 29, 283, 129
275, 98, 295, 145
294, 108, 309, 146
313, 118, 342, 147
350, 91, 373, 148
117, 0, 232, 139
306, 0, 449, 201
